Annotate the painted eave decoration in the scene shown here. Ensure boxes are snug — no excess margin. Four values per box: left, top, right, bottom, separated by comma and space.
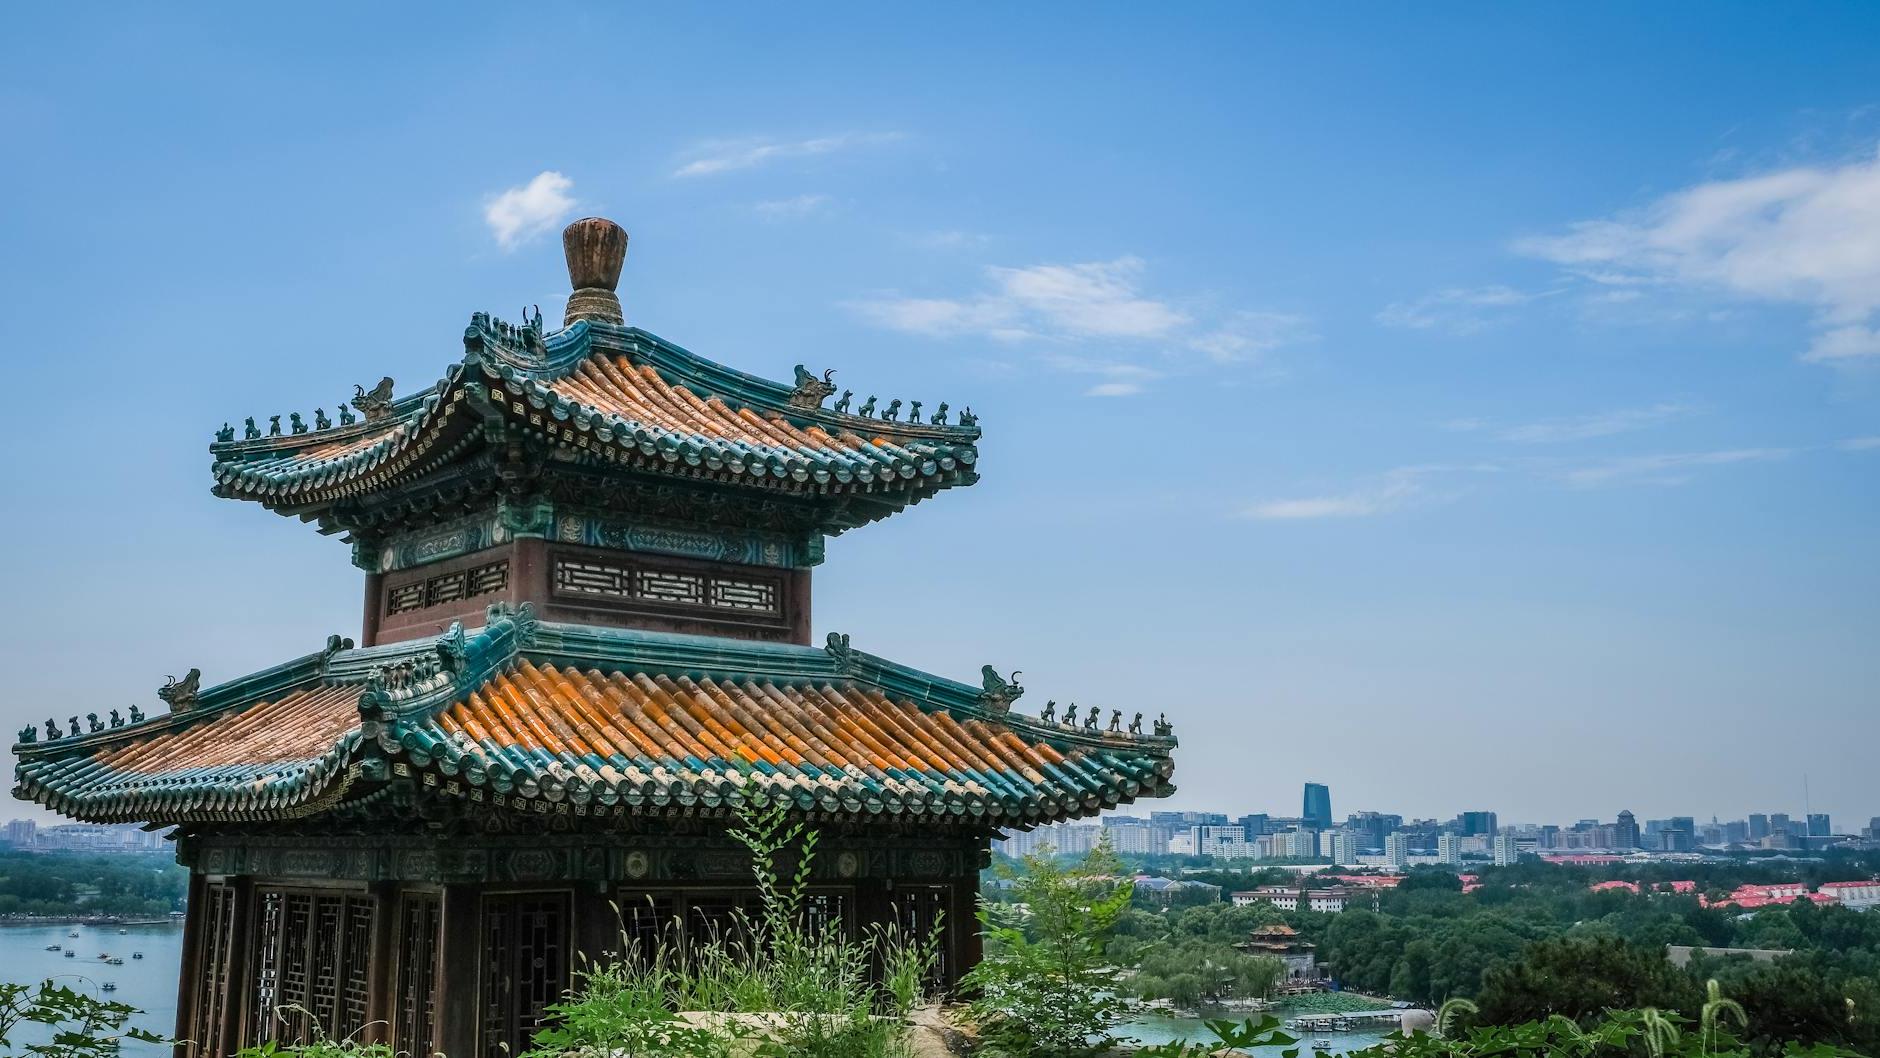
206, 318, 982, 521
11, 605, 1176, 827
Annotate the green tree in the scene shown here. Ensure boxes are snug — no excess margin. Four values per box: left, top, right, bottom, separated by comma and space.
1476, 936, 1702, 1026
965, 840, 1136, 1057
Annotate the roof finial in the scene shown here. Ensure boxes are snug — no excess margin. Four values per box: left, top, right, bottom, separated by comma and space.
562, 217, 627, 327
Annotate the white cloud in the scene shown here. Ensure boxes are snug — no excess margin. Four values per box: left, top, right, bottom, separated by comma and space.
1804, 325, 1880, 363
1189, 311, 1316, 362
484, 171, 576, 251
1837, 435, 1880, 451
753, 194, 831, 220
1501, 402, 1692, 444
1562, 447, 1790, 487
672, 133, 902, 178
1517, 147, 1880, 364
1084, 382, 1143, 398
851, 256, 1310, 394
1239, 465, 1487, 521
1377, 285, 1541, 334
851, 257, 1187, 342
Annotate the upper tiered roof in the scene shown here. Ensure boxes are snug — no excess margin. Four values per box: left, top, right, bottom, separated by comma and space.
207, 218, 981, 538
12, 605, 1177, 828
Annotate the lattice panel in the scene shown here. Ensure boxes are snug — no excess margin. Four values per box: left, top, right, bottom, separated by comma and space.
249, 887, 377, 1047
192, 883, 239, 1058
479, 893, 570, 1058
895, 887, 950, 993
386, 560, 510, 616
338, 901, 374, 1039
394, 893, 441, 1058
554, 557, 781, 617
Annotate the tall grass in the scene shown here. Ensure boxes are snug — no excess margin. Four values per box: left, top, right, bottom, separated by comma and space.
524, 800, 941, 1058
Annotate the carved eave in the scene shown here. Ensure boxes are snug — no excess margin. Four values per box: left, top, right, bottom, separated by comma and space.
12, 609, 1176, 829
208, 315, 981, 538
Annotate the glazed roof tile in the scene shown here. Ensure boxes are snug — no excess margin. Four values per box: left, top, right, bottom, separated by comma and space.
208, 318, 979, 521
13, 607, 1174, 826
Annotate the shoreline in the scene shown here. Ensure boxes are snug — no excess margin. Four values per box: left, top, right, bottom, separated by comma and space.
0, 915, 182, 927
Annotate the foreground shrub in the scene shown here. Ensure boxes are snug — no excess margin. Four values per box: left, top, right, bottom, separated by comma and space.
964, 839, 1137, 1057
521, 799, 938, 1058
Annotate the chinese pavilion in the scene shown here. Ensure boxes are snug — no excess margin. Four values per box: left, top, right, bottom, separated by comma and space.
10, 218, 1177, 1058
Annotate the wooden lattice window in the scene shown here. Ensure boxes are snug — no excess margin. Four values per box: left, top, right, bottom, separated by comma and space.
554, 557, 781, 617
249, 887, 377, 1046
189, 882, 240, 1058
479, 893, 570, 1058
894, 886, 950, 993
393, 892, 441, 1058
386, 560, 509, 616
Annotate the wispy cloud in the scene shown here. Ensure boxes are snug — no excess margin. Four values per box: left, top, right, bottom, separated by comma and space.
1562, 447, 1791, 487
1501, 402, 1693, 444
850, 256, 1311, 393
484, 171, 576, 250
1837, 435, 1880, 451
753, 193, 831, 220
1516, 146, 1880, 365
1376, 285, 1543, 334
672, 133, 902, 178
851, 257, 1187, 342
1240, 464, 1490, 521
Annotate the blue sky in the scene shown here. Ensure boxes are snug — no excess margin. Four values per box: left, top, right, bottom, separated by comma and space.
2, 4, 1876, 828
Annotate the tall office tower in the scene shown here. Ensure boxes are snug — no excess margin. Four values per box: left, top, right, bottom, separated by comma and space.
1492, 833, 1519, 866
1385, 832, 1411, 867
1436, 831, 1461, 865
1303, 783, 1333, 830
1614, 810, 1641, 849
1748, 814, 1770, 839
1808, 813, 1831, 836
1771, 813, 1793, 835
1458, 811, 1499, 837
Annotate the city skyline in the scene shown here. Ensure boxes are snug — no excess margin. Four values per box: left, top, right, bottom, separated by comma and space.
1, 5, 1876, 827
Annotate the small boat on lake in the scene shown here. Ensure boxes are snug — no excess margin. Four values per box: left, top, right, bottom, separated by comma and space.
63, 951, 75, 958
131, 952, 143, 959
107, 957, 124, 965
117, 928, 128, 935
45, 944, 61, 951
67, 931, 79, 938
101, 982, 117, 992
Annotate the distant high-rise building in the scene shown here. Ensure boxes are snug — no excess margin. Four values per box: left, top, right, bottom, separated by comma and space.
1457, 811, 1498, 837
1614, 810, 1640, 850
1492, 833, 1519, 867
1238, 813, 1272, 839
3, 819, 35, 846
1271, 829, 1319, 860
1303, 783, 1333, 830
1748, 814, 1770, 839
1724, 820, 1749, 844
1436, 831, 1461, 865
1324, 829, 1361, 866
1770, 813, 1792, 835
1808, 813, 1831, 836
1344, 812, 1403, 852
1384, 832, 1411, 867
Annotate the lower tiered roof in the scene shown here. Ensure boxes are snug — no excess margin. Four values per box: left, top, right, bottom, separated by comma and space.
12, 607, 1176, 827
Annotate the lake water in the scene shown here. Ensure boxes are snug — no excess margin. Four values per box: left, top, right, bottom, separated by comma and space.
0, 921, 182, 1056
0, 922, 1398, 1058
1122, 1006, 1396, 1056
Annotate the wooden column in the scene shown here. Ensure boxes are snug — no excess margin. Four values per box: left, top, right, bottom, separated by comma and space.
573, 879, 616, 970
433, 885, 482, 1058
363, 881, 398, 1044
174, 873, 207, 1058
948, 877, 982, 994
